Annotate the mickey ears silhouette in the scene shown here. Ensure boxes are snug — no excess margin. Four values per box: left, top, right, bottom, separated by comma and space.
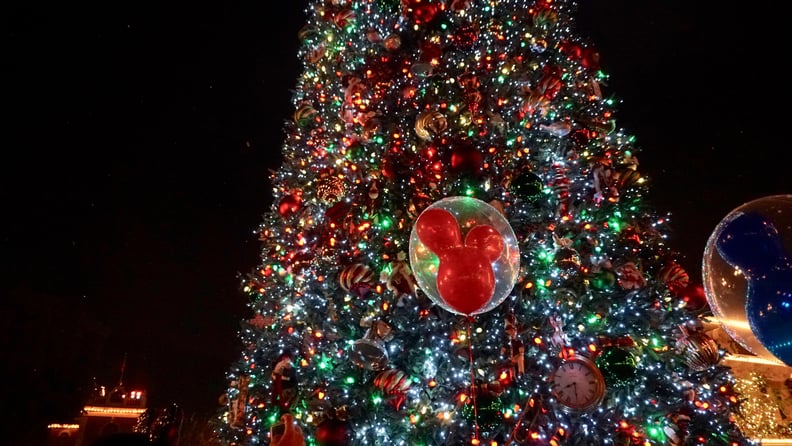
408, 197, 520, 316
703, 194, 792, 367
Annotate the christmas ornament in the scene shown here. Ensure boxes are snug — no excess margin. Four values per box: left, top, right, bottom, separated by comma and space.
306, 44, 326, 64
450, 0, 471, 12
509, 171, 544, 202
294, 104, 318, 128
361, 117, 381, 140
415, 110, 447, 140
361, 318, 393, 342
315, 176, 347, 203
591, 162, 618, 204
549, 313, 570, 348
272, 353, 297, 409
519, 87, 551, 118
449, 142, 483, 177
678, 283, 707, 312
228, 374, 250, 428
401, 0, 440, 25
703, 194, 792, 366
554, 247, 581, 272
374, 368, 411, 410
333, 8, 356, 28
349, 326, 388, 370
248, 313, 271, 330
532, 8, 558, 30
279, 194, 302, 218
385, 252, 416, 299
408, 196, 520, 316
325, 198, 353, 227
594, 347, 637, 388
540, 121, 571, 137
271, 413, 306, 446
656, 262, 689, 296
504, 314, 525, 374
549, 355, 607, 412
664, 410, 691, 446
315, 417, 352, 446
461, 386, 505, 432
676, 326, 721, 372
383, 33, 401, 51
297, 25, 319, 43
616, 167, 642, 191
615, 261, 646, 290
453, 23, 477, 48
588, 269, 616, 291
338, 263, 376, 298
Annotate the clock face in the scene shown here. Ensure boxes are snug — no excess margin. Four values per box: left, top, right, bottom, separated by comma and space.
549, 356, 606, 411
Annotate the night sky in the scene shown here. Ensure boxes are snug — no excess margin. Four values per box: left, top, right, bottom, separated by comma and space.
3, 0, 786, 441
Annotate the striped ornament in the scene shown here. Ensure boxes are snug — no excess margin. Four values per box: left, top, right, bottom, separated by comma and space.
294, 104, 318, 128
333, 9, 356, 29
339, 263, 375, 293
657, 262, 689, 295
677, 331, 720, 371
374, 369, 411, 394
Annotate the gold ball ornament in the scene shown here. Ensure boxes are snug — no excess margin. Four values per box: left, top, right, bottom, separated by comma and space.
315, 176, 347, 203
414, 110, 447, 140
676, 330, 721, 371
383, 33, 401, 51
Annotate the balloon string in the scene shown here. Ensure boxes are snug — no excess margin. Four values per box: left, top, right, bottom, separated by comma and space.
466, 316, 480, 442
505, 395, 539, 445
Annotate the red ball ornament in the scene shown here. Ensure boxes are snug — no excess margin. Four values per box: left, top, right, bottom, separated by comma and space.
449, 143, 484, 177
679, 283, 708, 312
401, 0, 440, 24
419, 41, 442, 63
314, 418, 351, 446
278, 195, 302, 218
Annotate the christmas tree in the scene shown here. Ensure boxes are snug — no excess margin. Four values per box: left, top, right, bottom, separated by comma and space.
216, 1, 753, 445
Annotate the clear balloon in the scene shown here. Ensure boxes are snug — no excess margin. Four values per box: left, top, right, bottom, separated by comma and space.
702, 194, 792, 366
409, 196, 520, 316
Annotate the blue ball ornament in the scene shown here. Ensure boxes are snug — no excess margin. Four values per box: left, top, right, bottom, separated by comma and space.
708, 195, 792, 366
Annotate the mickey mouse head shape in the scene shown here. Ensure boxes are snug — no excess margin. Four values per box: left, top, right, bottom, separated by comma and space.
414, 207, 504, 315
716, 210, 792, 366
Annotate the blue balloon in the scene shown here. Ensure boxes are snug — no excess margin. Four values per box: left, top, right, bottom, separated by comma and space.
716, 211, 792, 366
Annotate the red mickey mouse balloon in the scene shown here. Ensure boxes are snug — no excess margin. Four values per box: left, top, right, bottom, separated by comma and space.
409, 197, 520, 316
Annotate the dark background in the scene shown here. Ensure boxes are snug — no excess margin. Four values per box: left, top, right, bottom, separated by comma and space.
2, 0, 786, 441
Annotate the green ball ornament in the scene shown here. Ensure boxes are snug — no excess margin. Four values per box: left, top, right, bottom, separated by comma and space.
589, 270, 616, 291
595, 347, 638, 388
461, 393, 504, 432
510, 172, 544, 202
